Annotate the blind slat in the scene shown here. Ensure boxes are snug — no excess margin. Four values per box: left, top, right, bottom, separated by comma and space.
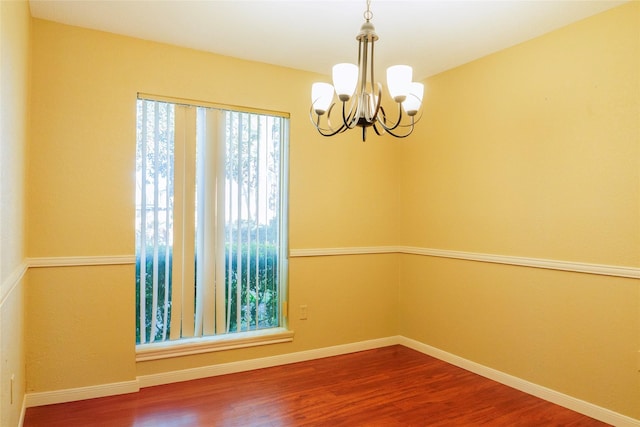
215, 110, 228, 335
236, 112, 243, 332
150, 102, 161, 342
161, 104, 173, 341
201, 108, 218, 336
169, 106, 186, 341
254, 115, 261, 330
181, 107, 197, 338
138, 102, 148, 344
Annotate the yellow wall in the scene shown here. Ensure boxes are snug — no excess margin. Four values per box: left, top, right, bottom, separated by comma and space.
0, 0, 30, 425
21, 0, 640, 422
26, 18, 398, 389
398, 2, 639, 418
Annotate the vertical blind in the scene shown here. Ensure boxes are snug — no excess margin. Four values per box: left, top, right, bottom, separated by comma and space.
135, 98, 288, 345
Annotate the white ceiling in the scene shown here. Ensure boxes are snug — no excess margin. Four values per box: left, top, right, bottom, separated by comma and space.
29, 0, 626, 80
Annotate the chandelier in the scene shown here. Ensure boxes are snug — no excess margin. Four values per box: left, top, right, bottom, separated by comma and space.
310, 0, 424, 141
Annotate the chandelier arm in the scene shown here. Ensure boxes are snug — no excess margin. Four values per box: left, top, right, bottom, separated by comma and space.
342, 99, 362, 130
371, 120, 414, 139
410, 107, 424, 125
382, 117, 419, 129
358, 40, 368, 111
369, 82, 383, 123
375, 103, 405, 132
370, 38, 376, 101
362, 39, 369, 95
357, 39, 363, 89
376, 106, 390, 130
309, 100, 363, 137
309, 104, 350, 137
382, 126, 415, 138
378, 116, 416, 138
315, 123, 349, 137
325, 110, 350, 136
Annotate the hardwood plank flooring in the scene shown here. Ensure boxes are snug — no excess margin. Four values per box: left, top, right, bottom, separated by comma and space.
24, 345, 608, 426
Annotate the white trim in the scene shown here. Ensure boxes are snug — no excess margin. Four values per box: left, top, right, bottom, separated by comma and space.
24, 380, 139, 408
400, 246, 640, 279
289, 246, 640, 279
18, 395, 27, 427
23, 336, 640, 425
24, 337, 397, 407
136, 328, 296, 362
24, 249, 639, 278
23, 337, 398, 410
137, 336, 399, 388
1, 261, 28, 308
27, 255, 136, 268
290, 246, 400, 257
137, 92, 290, 119
398, 337, 640, 427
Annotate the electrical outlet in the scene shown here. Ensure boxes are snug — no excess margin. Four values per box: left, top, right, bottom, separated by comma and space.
299, 304, 308, 320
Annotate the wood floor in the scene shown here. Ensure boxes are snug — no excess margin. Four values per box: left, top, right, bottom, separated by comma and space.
24, 345, 608, 426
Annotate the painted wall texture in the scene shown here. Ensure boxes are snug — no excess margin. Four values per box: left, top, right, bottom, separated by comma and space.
398, 2, 639, 418
0, 0, 29, 426
0, 0, 636, 423
26, 14, 398, 392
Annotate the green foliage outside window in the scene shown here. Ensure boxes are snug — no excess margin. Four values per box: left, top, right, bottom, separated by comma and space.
136, 243, 279, 344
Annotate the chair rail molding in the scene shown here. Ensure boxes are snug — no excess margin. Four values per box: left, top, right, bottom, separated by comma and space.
289, 246, 639, 279
27, 255, 136, 268
1, 261, 28, 308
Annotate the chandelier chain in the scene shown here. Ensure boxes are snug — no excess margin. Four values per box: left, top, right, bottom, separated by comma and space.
364, 0, 373, 21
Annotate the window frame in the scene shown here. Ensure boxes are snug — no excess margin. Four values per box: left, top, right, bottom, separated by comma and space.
135, 93, 292, 361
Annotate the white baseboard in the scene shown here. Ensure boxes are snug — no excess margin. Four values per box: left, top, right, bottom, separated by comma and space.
22, 336, 639, 426
23, 337, 399, 407
138, 336, 400, 388
398, 336, 640, 427
24, 380, 139, 408
18, 395, 27, 427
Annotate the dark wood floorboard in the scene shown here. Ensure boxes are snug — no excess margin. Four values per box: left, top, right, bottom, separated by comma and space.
24, 345, 609, 426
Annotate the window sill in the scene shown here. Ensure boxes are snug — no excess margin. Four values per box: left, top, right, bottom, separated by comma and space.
135, 328, 295, 362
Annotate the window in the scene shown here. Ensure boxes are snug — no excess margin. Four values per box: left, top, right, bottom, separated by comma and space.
135, 96, 289, 355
